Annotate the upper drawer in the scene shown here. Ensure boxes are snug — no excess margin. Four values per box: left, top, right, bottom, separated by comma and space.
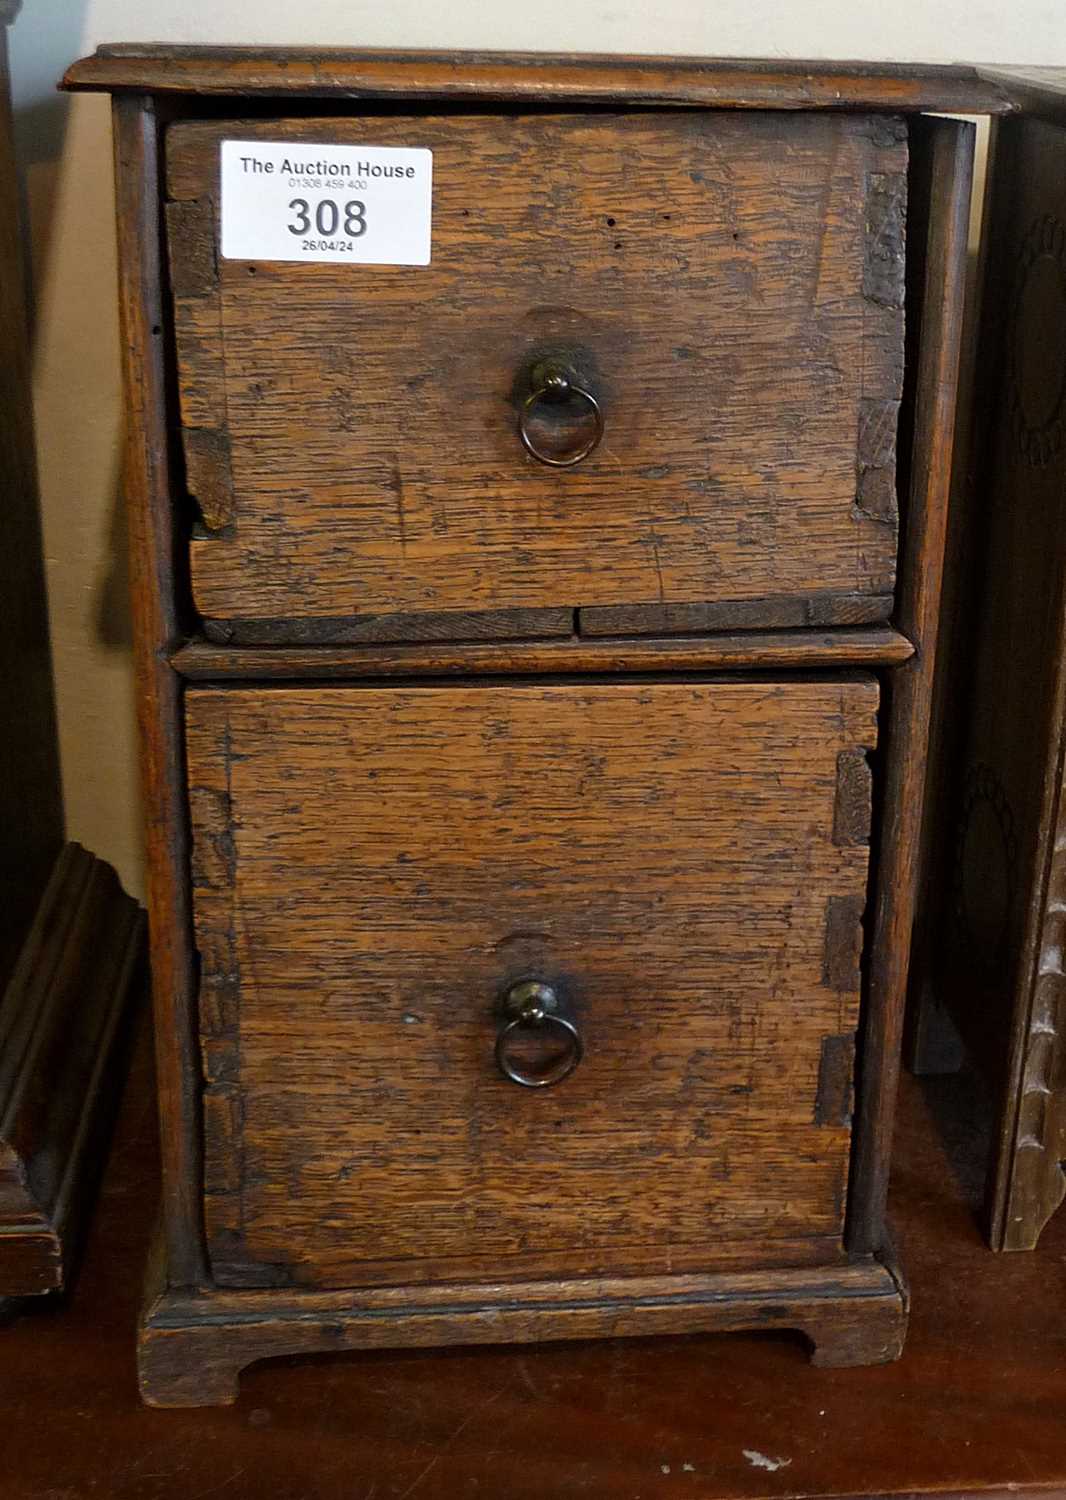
166, 112, 906, 634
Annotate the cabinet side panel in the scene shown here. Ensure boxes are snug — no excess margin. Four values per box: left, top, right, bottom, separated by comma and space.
848, 116, 975, 1254
112, 95, 205, 1286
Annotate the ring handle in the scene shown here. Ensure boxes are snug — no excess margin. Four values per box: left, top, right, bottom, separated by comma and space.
495, 980, 583, 1088
519, 361, 604, 468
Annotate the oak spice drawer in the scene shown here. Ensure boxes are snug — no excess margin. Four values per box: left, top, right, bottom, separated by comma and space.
64, 44, 984, 1405
165, 111, 906, 642
187, 678, 876, 1290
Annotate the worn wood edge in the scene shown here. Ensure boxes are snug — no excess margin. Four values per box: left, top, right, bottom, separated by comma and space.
0, 844, 94, 1133
163, 197, 235, 533
203, 606, 576, 647
846, 117, 976, 1256
814, 1034, 858, 1127
834, 748, 874, 846
577, 594, 894, 638
0, 850, 96, 1296
858, 124, 907, 553
977, 66, 1066, 125
113, 95, 207, 1288
170, 626, 915, 681
210, 1237, 852, 1294
61, 49, 1015, 115
138, 1247, 905, 1406
45, 899, 145, 1272
824, 896, 866, 994
0, 844, 144, 1297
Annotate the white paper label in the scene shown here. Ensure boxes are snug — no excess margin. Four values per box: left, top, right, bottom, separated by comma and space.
220, 140, 433, 265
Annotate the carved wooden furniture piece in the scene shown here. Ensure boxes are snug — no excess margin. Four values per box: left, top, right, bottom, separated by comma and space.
0, 846, 144, 1298
63, 48, 987, 1405
909, 68, 1066, 1251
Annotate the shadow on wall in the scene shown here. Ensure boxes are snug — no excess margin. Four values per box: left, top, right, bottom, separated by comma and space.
13, 0, 132, 648
11, 0, 128, 647
9, 0, 87, 293
96, 433, 130, 650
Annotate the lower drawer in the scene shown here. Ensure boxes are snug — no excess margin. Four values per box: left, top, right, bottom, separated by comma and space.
185, 678, 878, 1289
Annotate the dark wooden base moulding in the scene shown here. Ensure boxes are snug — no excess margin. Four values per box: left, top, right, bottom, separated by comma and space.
139, 1243, 907, 1407
0, 843, 145, 1300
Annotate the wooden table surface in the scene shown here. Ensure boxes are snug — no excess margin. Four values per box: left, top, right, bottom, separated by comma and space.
3, 1027, 1065, 1500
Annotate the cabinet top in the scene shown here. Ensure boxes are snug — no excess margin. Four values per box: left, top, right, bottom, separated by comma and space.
61, 46, 1044, 114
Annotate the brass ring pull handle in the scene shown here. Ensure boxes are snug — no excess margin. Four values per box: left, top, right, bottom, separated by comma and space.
519, 361, 604, 468
495, 980, 583, 1088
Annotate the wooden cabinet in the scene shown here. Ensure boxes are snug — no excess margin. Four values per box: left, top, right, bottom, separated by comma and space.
63, 47, 988, 1406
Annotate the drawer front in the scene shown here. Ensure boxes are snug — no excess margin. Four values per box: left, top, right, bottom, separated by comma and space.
167, 112, 906, 633
187, 679, 877, 1290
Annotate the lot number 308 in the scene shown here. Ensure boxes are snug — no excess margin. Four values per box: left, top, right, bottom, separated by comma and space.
288, 198, 368, 238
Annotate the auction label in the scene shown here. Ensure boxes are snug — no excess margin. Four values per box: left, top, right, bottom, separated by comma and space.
220, 140, 433, 265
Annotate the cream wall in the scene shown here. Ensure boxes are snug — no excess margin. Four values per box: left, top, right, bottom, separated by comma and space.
9, 2, 1066, 900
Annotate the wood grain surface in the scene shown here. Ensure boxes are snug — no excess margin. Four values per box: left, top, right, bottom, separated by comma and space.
0, 844, 143, 1296
166, 111, 905, 627
139, 1252, 904, 1405
186, 678, 877, 1289
848, 117, 974, 1254
62, 47, 1016, 116
172, 625, 915, 680
112, 97, 206, 1287
578, 592, 895, 637
201, 606, 575, 647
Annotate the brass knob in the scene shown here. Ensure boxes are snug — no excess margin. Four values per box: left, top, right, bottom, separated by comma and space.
495, 980, 583, 1088
518, 360, 604, 468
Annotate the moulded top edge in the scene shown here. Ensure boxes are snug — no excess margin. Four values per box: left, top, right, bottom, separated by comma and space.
61, 46, 1020, 115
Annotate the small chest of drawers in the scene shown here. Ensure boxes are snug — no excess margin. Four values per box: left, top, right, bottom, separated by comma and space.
65, 47, 985, 1406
